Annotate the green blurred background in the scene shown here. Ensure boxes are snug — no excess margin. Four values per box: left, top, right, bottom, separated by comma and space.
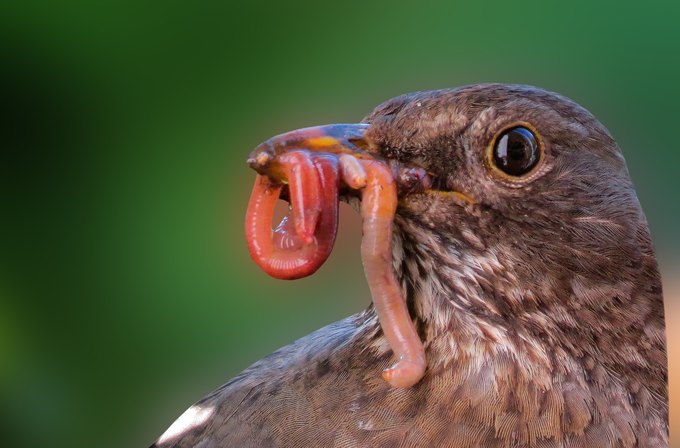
1, 1, 678, 447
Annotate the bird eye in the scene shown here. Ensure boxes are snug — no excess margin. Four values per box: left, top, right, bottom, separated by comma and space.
491, 126, 540, 177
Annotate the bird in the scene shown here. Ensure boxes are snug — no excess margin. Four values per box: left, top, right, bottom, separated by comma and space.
151, 84, 668, 447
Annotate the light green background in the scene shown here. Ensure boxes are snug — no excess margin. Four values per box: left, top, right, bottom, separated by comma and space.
1, 1, 678, 447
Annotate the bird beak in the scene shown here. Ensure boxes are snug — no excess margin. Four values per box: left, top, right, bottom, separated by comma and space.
247, 123, 431, 195
247, 124, 373, 176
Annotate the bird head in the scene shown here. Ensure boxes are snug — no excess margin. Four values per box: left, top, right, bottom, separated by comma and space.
247, 84, 664, 375
361, 85, 659, 337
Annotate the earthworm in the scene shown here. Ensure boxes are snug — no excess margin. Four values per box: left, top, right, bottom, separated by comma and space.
244, 134, 427, 387
245, 152, 339, 280
358, 159, 426, 388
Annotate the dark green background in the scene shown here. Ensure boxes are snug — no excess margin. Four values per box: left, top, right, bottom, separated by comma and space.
1, 1, 678, 447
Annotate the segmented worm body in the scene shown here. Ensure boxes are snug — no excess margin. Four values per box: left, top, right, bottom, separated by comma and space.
245, 153, 339, 280
244, 126, 428, 388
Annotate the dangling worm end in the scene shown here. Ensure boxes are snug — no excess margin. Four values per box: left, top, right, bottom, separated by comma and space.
382, 358, 427, 388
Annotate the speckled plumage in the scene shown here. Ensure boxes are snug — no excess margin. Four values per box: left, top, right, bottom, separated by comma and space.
152, 84, 668, 447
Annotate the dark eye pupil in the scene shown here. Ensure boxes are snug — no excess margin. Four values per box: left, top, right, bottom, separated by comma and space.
493, 126, 539, 176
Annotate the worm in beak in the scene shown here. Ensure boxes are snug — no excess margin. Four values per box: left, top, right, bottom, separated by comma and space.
245, 123, 430, 388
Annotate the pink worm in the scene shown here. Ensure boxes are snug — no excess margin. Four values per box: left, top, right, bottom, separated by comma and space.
244, 153, 426, 387
245, 154, 339, 280
359, 160, 426, 388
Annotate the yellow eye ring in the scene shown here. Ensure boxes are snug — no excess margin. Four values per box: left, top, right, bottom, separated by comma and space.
486, 121, 545, 182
